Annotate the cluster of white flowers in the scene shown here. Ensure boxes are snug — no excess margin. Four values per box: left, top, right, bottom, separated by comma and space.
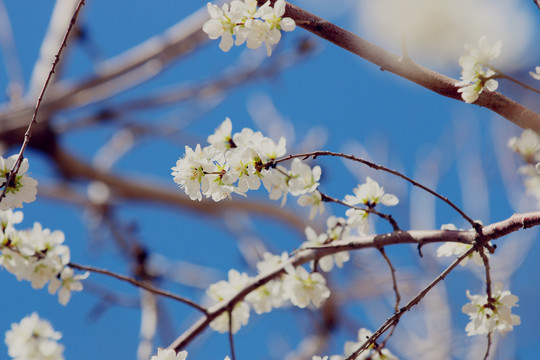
0, 155, 38, 211
0, 209, 88, 305
172, 118, 323, 217
206, 252, 330, 334
530, 66, 540, 81
5, 313, 64, 360
313, 328, 398, 360
455, 36, 502, 103
462, 282, 520, 336
508, 129, 540, 206
436, 223, 490, 266
202, 0, 295, 56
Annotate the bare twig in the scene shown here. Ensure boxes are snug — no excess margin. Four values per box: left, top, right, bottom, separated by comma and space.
378, 247, 400, 312
0, 0, 86, 205
494, 70, 540, 95
69, 262, 207, 314
228, 309, 236, 360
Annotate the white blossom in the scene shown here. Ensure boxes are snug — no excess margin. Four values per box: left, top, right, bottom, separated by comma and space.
0, 155, 38, 210
462, 282, 520, 336
171, 144, 217, 201
287, 158, 321, 196
5, 312, 65, 360
508, 129, 540, 163
283, 266, 330, 308
48, 267, 90, 306
298, 190, 324, 219
529, 66, 540, 80
150, 348, 188, 360
455, 36, 502, 103
344, 177, 398, 208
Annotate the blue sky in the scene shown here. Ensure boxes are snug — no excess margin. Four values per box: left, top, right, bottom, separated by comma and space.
1, 1, 540, 359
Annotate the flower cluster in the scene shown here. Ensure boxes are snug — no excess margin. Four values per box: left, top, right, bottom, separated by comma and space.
5, 313, 64, 360
508, 129, 540, 207
313, 328, 398, 360
455, 36, 501, 103
462, 282, 520, 336
0, 210, 88, 305
202, 0, 295, 56
172, 118, 323, 217
436, 223, 490, 266
0, 155, 38, 211
206, 252, 330, 334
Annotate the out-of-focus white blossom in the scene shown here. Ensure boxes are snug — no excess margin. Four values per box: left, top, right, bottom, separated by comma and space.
5, 312, 65, 360
529, 66, 540, 80
0, 155, 38, 211
298, 190, 324, 219
283, 266, 330, 308
150, 348, 188, 360
508, 129, 540, 164
202, 0, 295, 56
436, 223, 489, 266
301, 216, 350, 272
207, 269, 252, 333
462, 282, 520, 336
455, 36, 501, 103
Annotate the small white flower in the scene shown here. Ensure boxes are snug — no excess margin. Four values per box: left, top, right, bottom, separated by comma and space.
171, 144, 217, 201
508, 129, 540, 163
344, 177, 398, 208
283, 266, 330, 308
5, 312, 65, 360
298, 190, 324, 219
287, 159, 321, 196
529, 66, 540, 81
207, 117, 233, 151
0, 155, 38, 210
302, 221, 350, 272
150, 348, 188, 360
48, 267, 89, 305
462, 282, 520, 336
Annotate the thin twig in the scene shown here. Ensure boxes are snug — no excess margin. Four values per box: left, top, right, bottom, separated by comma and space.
0, 0, 86, 205
345, 246, 476, 360
483, 332, 492, 360
228, 309, 236, 360
271, 151, 478, 230
378, 247, 400, 312
69, 262, 207, 314
494, 70, 540, 95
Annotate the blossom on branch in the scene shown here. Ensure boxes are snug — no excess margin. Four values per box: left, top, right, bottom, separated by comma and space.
462, 282, 520, 336
4, 312, 64, 360
436, 223, 489, 266
455, 36, 502, 103
0, 155, 38, 211
202, 0, 295, 56
344, 177, 398, 208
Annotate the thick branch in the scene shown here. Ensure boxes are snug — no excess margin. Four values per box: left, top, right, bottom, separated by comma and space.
269, 1, 540, 132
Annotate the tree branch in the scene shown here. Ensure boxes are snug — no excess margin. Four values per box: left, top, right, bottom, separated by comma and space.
269, 1, 540, 132
167, 210, 540, 351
